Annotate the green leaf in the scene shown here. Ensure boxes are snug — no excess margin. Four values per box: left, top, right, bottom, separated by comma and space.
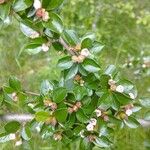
35, 111, 50, 122
73, 85, 87, 100
90, 41, 104, 54
82, 58, 100, 72
81, 32, 96, 41
21, 126, 31, 141
54, 103, 68, 123
80, 138, 94, 150
65, 64, 78, 80
0, 133, 15, 143
24, 43, 42, 55
13, 0, 32, 12
144, 111, 150, 121
76, 109, 88, 123
81, 38, 92, 49
4, 121, 20, 133
40, 80, 53, 95
62, 29, 79, 45
43, 0, 64, 10
98, 92, 112, 110
93, 137, 110, 148
118, 79, 137, 97
0, 2, 11, 20
53, 87, 67, 103
9, 76, 21, 91
20, 23, 38, 38
124, 117, 140, 128
57, 56, 73, 70
52, 42, 63, 51
105, 65, 117, 78
43, 13, 63, 34
139, 97, 150, 108
112, 92, 131, 105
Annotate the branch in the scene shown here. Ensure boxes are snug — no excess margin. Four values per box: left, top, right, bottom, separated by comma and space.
24, 91, 40, 96
0, 113, 150, 128
0, 114, 34, 122
59, 37, 75, 55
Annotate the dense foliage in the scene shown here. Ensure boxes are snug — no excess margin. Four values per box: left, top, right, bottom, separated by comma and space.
0, 0, 149, 149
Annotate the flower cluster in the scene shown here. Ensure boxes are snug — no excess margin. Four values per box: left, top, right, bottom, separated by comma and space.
71, 48, 90, 63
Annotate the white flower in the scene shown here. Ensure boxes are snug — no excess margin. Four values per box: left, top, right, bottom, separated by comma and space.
95, 109, 102, 117
89, 118, 97, 126
86, 124, 94, 131
33, 0, 42, 10
12, 92, 18, 102
81, 48, 90, 57
30, 31, 40, 39
79, 130, 85, 138
42, 43, 49, 52
142, 64, 146, 68
42, 11, 49, 22
9, 134, 16, 140
116, 85, 124, 93
129, 92, 135, 99
15, 139, 22, 146
125, 109, 133, 116
35, 126, 41, 132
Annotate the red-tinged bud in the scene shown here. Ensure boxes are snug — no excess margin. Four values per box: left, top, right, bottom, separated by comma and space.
68, 107, 74, 114
74, 74, 82, 82
53, 133, 62, 141
77, 55, 85, 63
103, 115, 109, 122
0, 0, 5, 4
76, 101, 82, 108
36, 8, 45, 18
87, 135, 96, 142
72, 105, 78, 112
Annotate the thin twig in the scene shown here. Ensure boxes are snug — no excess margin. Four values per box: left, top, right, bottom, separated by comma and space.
59, 37, 75, 55
24, 91, 40, 96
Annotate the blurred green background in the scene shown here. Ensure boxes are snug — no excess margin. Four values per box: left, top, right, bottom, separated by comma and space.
0, 0, 150, 149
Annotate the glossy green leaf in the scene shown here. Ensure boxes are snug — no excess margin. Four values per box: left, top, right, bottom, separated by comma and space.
112, 92, 131, 105
62, 29, 79, 45
93, 137, 110, 148
82, 58, 100, 72
0, 133, 15, 143
105, 65, 117, 78
81, 38, 92, 49
73, 85, 87, 100
13, 0, 32, 12
124, 117, 140, 128
4, 121, 20, 133
24, 44, 42, 55
55, 108, 68, 122
65, 64, 78, 80
53, 87, 67, 103
40, 80, 53, 95
90, 41, 104, 54
21, 126, 31, 141
76, 109, 88, 123
35, 111, 50, 122
43, 0, 64, 10
20, 23, 38, 38
43, 13, 63, 34
57, 56, 73, 70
